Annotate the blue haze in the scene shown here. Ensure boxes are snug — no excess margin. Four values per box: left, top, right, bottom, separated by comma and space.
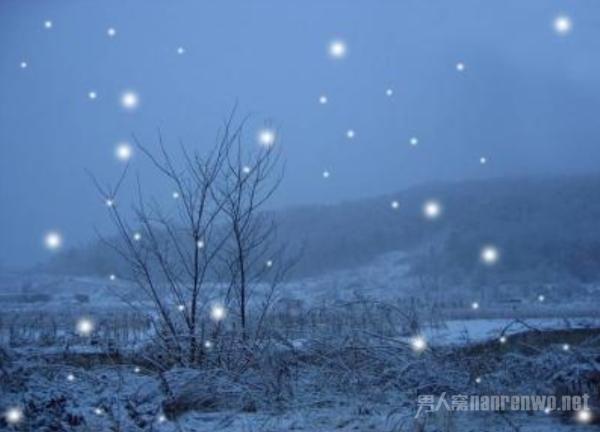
1, 0, 599, 267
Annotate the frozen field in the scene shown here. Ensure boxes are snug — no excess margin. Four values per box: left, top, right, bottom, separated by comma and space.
424, 317, 600, 346
1, 270, 600, 431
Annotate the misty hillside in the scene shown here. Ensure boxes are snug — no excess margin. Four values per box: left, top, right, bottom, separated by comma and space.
42, 174, 600, 283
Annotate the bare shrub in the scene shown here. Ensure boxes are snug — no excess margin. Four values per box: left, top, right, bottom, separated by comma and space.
90, 109, 290, 368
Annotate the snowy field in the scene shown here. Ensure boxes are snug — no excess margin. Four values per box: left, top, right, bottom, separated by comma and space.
1, 270, 600, 431
424, 317, 600, 346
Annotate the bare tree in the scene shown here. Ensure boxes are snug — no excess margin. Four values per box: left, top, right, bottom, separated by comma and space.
218, 131, 284, 341
89, 110, 288, 367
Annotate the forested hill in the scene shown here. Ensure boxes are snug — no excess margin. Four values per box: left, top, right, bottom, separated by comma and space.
41, 174, 600, 283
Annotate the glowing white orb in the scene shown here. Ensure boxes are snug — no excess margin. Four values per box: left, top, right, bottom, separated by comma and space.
44, 231, 63, 250
88, 91, 97, 100
544, 407, 552, 414
499, 336, 507, 344
5, 407, 23, 425
538, 294, 545, 302
257, 129, 276, 148
107, 27, 116, 37
346, 129, 355, 139
390, 200, 399, 209
134, 366, 141, 373
204, 340, 213, 349
471, 302, 479, 310
475, 377, 482, 384
44, 20, 53, 29
105, 198, 114, 207
410, 336, 427, 352
562, 343, 570, 351
177, 46, 185, 55
109, 274, 116, 281
121, 91, 139, 111
329, 39, 347, 59
67, 373, 75, 382
423, 200, 441, 219
553, 15, 572, 35
158, 414, 167, 423
480, 157, 487, 165
266, 259, 273, 268
115, 142, 133, 161
576, 409, 592, 424
322, 170, 330, 179
172, 191, 180, 199
94, 408, 103, 415
210, 304, 226, 322
177, 304, 185, 312
242, 165, 251, 174
410, 137, 419, 146
319, 95, 328, 104
456, 62, 465, 72
133, 232, 142, 241
76, 318, 94, 336
20, 61, 28, 69
386, 88, 393, 97
196, 240, 205, 249
481, 245, 499, 265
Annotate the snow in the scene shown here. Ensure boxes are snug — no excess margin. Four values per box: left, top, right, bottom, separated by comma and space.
423, 317, 600, 346
44, 231, 62, 250
0, 354, 592, 431
423, 199, 441, 219
576, 409, 593, 424
115, 142, 133, 161
3, 6, 598, 429
410, 335, 427, 352
257, 128, 276, 147
328, 40, 347, 58
480, 245, 499, 265
0, 269, 598, 431
76, 318, 94, 336
5, 407, 23, 424
554, 15, 572, 35
210, 304, 226, 321
120, 91, 139, 110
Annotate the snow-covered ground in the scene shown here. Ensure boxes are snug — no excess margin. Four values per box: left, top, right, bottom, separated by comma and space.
424, 317, 600, 346
2, 345, 596, 431
1, 268, 600, 431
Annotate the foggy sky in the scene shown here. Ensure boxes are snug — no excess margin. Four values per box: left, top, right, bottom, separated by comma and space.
1, 0, 600, 268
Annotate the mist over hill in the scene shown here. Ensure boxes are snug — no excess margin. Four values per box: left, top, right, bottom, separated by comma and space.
40, 173, 600, 284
